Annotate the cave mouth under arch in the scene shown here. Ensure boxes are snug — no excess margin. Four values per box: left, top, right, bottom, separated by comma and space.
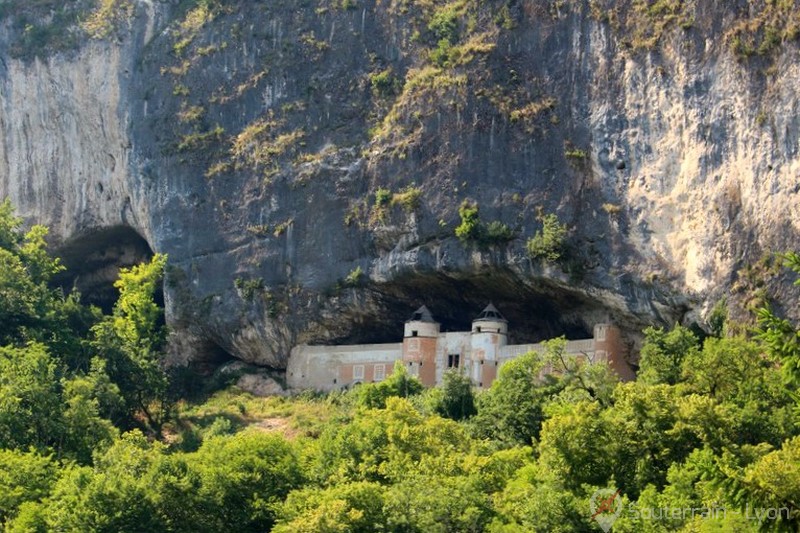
51, 226, 157, 313
324, 270, 623, 348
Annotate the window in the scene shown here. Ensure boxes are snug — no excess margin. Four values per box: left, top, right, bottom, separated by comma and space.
447, 354, 460, 368
374, 364, 385, 381
476, 326, 482, 333
333, 378, 337, 384
353, 365, 365, 380
411, 330, 418, 337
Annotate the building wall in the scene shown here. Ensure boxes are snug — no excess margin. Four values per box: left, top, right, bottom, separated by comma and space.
469, 320, 508, 388
593, 324, 636, 381
403, 321, 440, 338
436, 332, 472, 384
402, 336, 438, 387
287, 322, 636, 392
287, 343, 402, 391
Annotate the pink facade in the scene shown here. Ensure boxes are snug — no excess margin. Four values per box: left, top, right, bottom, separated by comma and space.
287, 305, 635, 391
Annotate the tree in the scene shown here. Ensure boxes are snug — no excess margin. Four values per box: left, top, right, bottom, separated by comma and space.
637, 325, 699, 385
189, 431, 303, 532
384, 473, 494, 532
356, 363, 423, 409
61, 372, 120, 464
755, 252, 800, 391
471, 340, 565, 446
35, 431, 168, 533
0, 200, 96, 367
0, 343, 64, 451
274, 482, 388, 533
0, 449, 57, 526
603, 382, 699, 497
489, 463, 591, 532
91, 254, 170, 432
537, 401, 612, 490
430, 370, 476, 421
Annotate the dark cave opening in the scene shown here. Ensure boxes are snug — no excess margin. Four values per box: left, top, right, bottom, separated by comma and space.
191, 338, 240, 376
51, 226, 158, 313
329, 270, 618, 348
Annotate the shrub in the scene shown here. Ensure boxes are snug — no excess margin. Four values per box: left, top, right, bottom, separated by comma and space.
82, 0, 134, 39
564, 148, 588, 159
429, 38, 453, 67
527, 213, 567, 262
374, 189, 392, 208
356, 364, 424, 409
455, 201, 480, 242
428, 5, 460, 44
484, 220, 515, 244
234, 277, 264, 300
455, 201, 516, 246
343, 266, 365, 288
369, 68, 397, 97
391, 186, 422, 212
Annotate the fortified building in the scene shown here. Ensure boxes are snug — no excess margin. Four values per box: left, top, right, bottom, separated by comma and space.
287, 304, 635, 391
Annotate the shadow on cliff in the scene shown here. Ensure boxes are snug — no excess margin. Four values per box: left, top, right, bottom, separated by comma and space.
52, 226, 158, 313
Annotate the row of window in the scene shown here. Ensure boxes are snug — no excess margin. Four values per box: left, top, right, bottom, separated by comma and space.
351, 364, 385, 381
348, 354, 499, 384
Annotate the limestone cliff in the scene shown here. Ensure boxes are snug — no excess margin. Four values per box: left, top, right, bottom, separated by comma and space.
1, 0, 798, 370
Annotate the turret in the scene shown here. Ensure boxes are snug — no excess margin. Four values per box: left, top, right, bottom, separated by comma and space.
470, 304, 508, 388
402, 306, 440, 387
593, 323, 635, 381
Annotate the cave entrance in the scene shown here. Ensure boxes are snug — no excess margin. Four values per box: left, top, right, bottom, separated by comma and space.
52, 226, 156, 313
326, 271, 608, 347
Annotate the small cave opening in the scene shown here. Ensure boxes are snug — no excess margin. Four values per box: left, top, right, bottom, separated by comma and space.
51, 226, 158, 313
189, 338, 240, 376
330, 271, 620, 347
168, 336, 243, 401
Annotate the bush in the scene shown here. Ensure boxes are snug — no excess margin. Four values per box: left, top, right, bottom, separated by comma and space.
343, 266, 365, 288
526, 213, 567, 262
455, 201, 481, 242
369, 68, 396, 97
428, 5, 460, 43
484, 220, 515, 244
374, 188, 392, 208
391, 186, 422, 212
455, 201, 516, 247
356, 364, 423, 409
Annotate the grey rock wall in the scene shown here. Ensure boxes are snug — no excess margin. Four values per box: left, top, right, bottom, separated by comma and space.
1, 2, 798, 370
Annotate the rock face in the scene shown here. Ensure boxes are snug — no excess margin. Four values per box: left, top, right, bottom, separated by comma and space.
1, 1, 799, 370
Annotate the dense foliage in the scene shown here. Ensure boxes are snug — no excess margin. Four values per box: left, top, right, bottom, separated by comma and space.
1, 201, 800, 532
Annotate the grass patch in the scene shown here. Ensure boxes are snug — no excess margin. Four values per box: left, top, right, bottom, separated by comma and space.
175, 387, 349, 441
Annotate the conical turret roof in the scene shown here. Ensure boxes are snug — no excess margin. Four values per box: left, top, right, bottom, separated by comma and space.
407, 305, 436, 323
474, 303, 507, 322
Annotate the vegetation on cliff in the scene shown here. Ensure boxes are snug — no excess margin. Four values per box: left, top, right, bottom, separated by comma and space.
0, 201, 799, 531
